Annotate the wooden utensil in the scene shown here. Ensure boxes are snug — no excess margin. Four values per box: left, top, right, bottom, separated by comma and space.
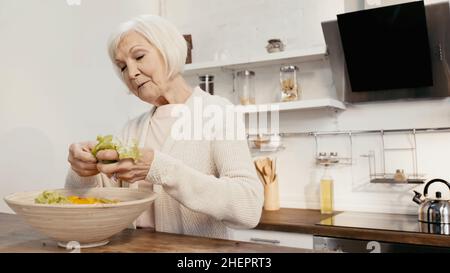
269, 159, 274, 182
254, 161, 267, 185
255, 159, 265, 175
263, 164, 272, 185
272, 158, 277, 183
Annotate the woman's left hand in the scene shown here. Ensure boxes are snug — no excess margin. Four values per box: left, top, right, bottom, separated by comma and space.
96, 148, 154, 183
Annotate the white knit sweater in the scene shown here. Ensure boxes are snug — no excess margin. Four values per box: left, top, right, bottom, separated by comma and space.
65, 87, 264, 239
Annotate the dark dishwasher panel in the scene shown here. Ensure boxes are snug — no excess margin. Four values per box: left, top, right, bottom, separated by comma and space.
313, 236, 450, 253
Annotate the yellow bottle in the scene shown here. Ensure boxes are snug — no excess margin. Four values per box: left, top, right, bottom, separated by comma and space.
320, 168, 334, 214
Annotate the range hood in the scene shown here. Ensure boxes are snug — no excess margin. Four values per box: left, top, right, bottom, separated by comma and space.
321, 2, 450, 103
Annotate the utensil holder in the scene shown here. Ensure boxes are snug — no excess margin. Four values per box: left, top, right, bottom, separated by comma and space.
263, 176, 280, 211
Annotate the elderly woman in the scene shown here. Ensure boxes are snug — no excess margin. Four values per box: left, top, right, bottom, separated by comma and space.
65, 15, 263, 239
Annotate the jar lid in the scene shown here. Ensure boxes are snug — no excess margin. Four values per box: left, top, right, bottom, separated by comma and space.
268, 39, 282, 43
236, 70, 255, 77
280, 65, 298, 72
199, 75, 214, 81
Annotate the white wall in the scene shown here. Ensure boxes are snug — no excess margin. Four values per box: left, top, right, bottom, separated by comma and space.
0, 0, 158, 212
167, 0, 450, 215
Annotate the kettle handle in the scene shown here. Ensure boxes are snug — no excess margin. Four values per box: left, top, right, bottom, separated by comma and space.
423, 179, 450, 197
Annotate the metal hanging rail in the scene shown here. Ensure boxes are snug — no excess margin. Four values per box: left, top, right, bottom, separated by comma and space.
248, 126, 449, 183
248, 127, 449, 161
274, 126, 450, 137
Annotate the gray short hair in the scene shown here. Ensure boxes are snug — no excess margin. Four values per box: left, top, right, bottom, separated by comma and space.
108, 15, 187, 80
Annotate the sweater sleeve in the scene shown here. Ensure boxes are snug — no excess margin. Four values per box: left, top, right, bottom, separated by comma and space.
146, 139, 264, 230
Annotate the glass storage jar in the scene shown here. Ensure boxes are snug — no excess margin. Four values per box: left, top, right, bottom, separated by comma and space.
236, 70, 256, 105
280, 65, 300, 102
199, 74, 214, 95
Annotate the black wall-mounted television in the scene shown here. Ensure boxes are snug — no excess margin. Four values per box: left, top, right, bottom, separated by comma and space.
322, 1, 450, 103
337, 1, 433, 92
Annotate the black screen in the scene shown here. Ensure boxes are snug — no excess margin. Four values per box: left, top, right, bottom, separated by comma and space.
337, 1, 433, 92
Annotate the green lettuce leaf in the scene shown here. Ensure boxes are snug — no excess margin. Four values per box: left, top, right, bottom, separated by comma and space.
35, 191, 70, 204
91, 135, 140, 163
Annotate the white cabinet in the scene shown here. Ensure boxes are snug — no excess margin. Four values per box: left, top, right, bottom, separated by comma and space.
228, 228, 313, 250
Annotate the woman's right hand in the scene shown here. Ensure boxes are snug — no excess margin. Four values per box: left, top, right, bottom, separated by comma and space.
68, 141, 100, 177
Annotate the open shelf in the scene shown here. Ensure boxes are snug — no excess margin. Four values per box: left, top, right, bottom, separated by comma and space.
184, 45, 327, 76
370, 176, 426, 184
238, 98, 346, 114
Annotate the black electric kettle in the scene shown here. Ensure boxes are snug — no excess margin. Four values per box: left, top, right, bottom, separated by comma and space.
413, 178, 450, 224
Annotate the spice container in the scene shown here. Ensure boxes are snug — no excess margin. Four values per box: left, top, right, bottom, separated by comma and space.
236, 70, 255, 105
199, 75, 214, 95
280, 65, 300, 102
266, 39, 285, 53
317, 152, 328, 165
329, 152, 339, 164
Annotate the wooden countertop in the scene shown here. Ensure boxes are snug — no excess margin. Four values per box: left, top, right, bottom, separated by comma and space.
256, 208, 450, 248
0, 213, 311, 253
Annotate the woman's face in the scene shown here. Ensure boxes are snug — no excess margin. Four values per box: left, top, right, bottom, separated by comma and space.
114, 31, 169, 106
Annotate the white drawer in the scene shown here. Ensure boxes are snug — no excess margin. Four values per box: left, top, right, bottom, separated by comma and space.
228, 229, 313, 249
